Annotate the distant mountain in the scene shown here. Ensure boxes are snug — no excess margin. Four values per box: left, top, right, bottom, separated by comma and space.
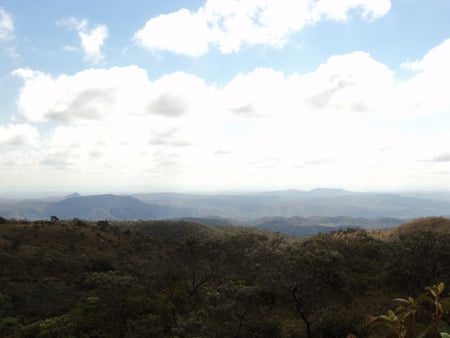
65, 192, 82, 199
134, 190, 450, 219
0, 200, 49, 220
44, 194, 194, 220
2, 189, 450, 222
307, 188, 359, 197
0, 194, 195, 220
262, 188, 357, 198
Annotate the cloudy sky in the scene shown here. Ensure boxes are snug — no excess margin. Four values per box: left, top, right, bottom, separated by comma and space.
1, 0, 450, 196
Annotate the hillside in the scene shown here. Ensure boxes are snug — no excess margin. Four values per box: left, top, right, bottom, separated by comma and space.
372, 216, 450, 240
1, 217, 450, 337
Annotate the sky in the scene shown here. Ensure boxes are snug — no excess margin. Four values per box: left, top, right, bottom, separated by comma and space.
1, 0, 450, 196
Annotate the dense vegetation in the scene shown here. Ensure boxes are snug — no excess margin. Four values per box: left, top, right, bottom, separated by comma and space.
1, 216, 450, 337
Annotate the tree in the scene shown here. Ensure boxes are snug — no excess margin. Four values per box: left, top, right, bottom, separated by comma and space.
385, 233, 450, 295
83, 271, 140, 337
277, 241, 346, 338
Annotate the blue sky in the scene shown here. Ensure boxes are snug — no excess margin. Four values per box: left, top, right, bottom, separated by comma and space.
1, 0, 450, 196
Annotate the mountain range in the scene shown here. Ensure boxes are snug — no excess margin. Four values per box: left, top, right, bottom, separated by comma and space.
133, 188, 450, 219
0, 194, 192, 221
1, 189, 450, 235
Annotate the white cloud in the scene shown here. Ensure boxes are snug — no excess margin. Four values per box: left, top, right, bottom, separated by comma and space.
9, 38, 450, 192
296, 51, 395, 113
79, 25, 109, 62
220, 51, 395, 120
12, 66, 219, 129
401, 39, 450, 73
401, 39, 450, 75
0, 123, 39, 146
134, 0, 391, 56
134, 9, 211, 57
57, 17, 108, 63
12, 66, 151, 123
222, 67, 296, 117
0, 7, 14, 40
144, 72, 214, 118
200, 0, 313, 53
394, 38, 450, 116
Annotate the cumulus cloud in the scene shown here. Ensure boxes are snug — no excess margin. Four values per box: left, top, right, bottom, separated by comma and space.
12, 38, 450, 131
12, 66, 151, 123
143, 72, 209, 117
394, 38, 450, 116
147, 93, 189, 117
57, 17, 108, 63
12, 66, 217, 127
401, 39, 450, 74
298, 51, 394, 113
134, 9, 210, 57
10, 65, 223, 181
134, 0, 391, 56
221, 52, 395, 118
12, 39, 450, 126
223, 67, 295, 117
230, 104, 257, 116
0, 124, 39, 146
9, 37, 450, 191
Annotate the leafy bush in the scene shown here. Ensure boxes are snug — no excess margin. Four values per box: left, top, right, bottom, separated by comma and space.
372, 282, 450, 338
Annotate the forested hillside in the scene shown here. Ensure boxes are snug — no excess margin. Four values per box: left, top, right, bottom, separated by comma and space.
1, 217, 450, 337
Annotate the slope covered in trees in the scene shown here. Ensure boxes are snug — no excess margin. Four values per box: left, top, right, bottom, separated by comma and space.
1, 217, 450, 337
